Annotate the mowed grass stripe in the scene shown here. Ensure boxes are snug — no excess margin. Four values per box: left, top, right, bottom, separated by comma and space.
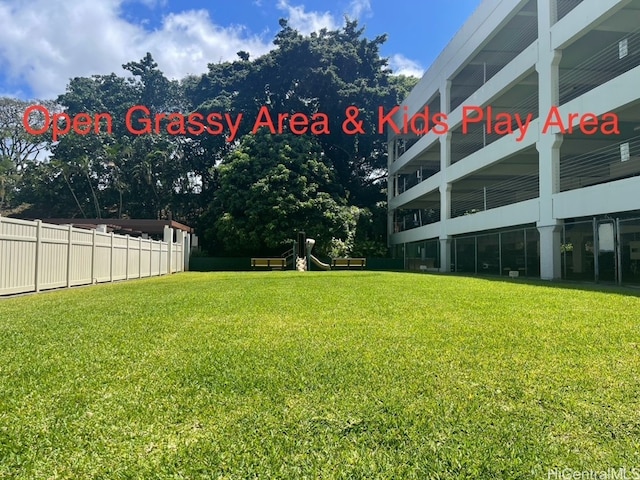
0, 272, 639, 479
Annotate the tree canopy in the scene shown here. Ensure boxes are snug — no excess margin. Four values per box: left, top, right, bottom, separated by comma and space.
203, 129, 358, 257
3, 19, 418, 256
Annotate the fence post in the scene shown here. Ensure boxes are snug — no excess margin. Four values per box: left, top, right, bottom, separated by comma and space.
175, 230, 184, 272
125, 235, 130, 280
150, 239, 154, 277
110, 232, 114, 282
139, 237, 142, 279
66, 225, 73, 288
181, 231, 186, 271
91, 229, 96, 284
183, 231, 191, 271
163, 226, 173, 274
35, 220, 42, 293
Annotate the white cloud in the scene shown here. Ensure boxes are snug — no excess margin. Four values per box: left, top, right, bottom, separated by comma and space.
276, 0, 337, 34
124, 0, 167, 8
142, 10, 271, 79
0, 0, 272, 100
0, 0, 422, 101
388, 54, 424, 78
138, 0, 167, 7
276, 0, 372, 34
347, 0, 372, 20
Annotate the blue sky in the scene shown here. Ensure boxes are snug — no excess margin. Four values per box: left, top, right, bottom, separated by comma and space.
0, 0, 482, 100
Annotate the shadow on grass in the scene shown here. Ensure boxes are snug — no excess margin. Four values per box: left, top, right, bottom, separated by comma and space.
398, 269, 640, 298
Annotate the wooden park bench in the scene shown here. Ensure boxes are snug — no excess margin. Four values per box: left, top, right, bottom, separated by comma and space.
251, 258, 287, 270
331, 258, 366, 269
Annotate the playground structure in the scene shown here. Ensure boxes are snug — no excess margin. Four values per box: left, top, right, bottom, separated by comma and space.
288, 231, 331, 271
251, 231, 366, 271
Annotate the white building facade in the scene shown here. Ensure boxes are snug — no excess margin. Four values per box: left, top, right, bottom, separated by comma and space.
387, 0, 640, 283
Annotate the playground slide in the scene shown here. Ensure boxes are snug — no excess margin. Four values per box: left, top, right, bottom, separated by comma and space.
310, 254, 331, 270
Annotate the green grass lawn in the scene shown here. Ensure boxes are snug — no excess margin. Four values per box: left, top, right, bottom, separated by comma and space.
1, 272, 639, 479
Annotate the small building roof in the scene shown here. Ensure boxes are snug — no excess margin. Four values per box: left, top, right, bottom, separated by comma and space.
41, 219, 194, 236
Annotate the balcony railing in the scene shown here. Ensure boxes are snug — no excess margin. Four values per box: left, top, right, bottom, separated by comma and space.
560, 27, 640, 105
394, 208, 441, 233
451, 170, 539, 218
451, 91, 538, 163
560, 136, 640, 191
556, 0, 584, 23
395, 165, 439, 195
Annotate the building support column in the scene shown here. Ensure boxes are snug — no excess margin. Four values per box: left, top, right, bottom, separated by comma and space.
439, 182, 452, 272
439, 237, 452, 273
536, 127, 563, 280
438, 81, 453, 272
538, 224, 563, 280
537, 0, 563, 280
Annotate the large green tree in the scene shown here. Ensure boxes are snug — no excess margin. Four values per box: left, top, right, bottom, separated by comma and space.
188, 20, 416, 255
19, 53, 205, 221
12, 22, 418, 256
187, 20, 412, 204
202, 128, 358, 256
0, 97, 54, 213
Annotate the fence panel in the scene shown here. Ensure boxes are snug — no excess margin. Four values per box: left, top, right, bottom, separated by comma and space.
0, 218, 38, 295
111, 235, 128, 281
70, 228, 94, 287
140, 239, 152, 277
127, 237, 141, 280
94, 232, 112, 283
38, 223, 68, 291
172, 243, 184, 273
177, 244, 184, 272
151, 242, 162, 276
160, 242, 168, 275
0, 216, 186, 296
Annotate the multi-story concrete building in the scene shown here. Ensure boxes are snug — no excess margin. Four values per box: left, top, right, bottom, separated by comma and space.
387, 0, 640, 283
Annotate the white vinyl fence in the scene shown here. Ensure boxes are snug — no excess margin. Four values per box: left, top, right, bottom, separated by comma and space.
0, 216, 187, 296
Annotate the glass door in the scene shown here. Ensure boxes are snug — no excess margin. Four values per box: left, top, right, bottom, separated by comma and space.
595, 220, 617, 283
